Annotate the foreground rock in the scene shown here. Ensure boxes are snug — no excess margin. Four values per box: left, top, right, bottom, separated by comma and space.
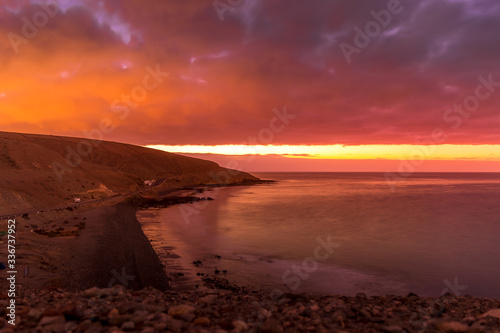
2, 286, 500, 332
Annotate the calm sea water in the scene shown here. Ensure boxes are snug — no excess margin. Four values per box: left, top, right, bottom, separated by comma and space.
138, 173, 500, 298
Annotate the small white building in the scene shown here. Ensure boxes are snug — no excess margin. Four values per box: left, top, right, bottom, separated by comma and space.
144, 180, 154, 186
74, 198, 81, 203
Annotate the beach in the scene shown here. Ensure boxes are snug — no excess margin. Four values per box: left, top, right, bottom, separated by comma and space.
134, 172, 500, 299
60, 203, 170, 291
1, 181, 499, 331
4, 282, 500, 332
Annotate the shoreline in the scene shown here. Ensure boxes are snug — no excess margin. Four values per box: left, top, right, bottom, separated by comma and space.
61, 180, 268, 291
61, 202, 171, 291
134, 184, 263, 292
2, 186, 500, 331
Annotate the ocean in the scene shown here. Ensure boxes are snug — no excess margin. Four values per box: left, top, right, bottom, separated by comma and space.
138, 172, 500, 298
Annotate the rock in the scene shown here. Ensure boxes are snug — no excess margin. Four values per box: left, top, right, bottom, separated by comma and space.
60, 306, 81, 321
109, 315, 129, 327
153, 323, 168, 332
132, 310, 149, 325
356, 293, 367, 299
357, 309, 371, 319
481, 309, 500, 319
332, 309, 345, 322
165, 318, 184, 332
148, 312, 169, 323
261, 318, 284, 333
37, 316, 66, 332
382, 325, 403, 333
194, 316, 211, 326
470, 319, 488, 330
219, 320, 234, 330
77, 319, 93, 331
64, 321, 78, 332
324, 298, 345, 312
109, 328, 125, 333
403, 293, 420, 304
112, 284, 126, 293
108, 308, 120, 318
17, 306, 30, 316
302, 307, 313, 317
168, 304, 195, 317
199, 294, 217, 304
83, 323, 106, 332
434, 321, 469, 332
233, 320, 248, 331
83, 287, 101, 297
118, 301, 145, 314
0, 328, 16, 333
43, 309, 63, 317
370, 316, 385, 323
38, 316, 65, 326
27, 308, 43, 322
121, 321, 136, 331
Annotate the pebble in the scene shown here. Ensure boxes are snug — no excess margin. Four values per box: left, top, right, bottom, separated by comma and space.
434, 321, 469, 332
121, 321, 136, 331
27, 308, 42, 322
481, 308, 500, 319
382, 325, 403, 333
3, 287, 500, 332
141, 327, 155, 333
83, 287, 101, 297
194, 316, 211, 326
168, 304, 195, 317
108, 308, 120, 317
232, 320, 248, 331
261, 318, 284, 333
37, 315, 66, 332
38, 316, 65, 327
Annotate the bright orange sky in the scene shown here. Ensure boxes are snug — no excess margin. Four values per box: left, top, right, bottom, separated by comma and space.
1, 1, 500, 172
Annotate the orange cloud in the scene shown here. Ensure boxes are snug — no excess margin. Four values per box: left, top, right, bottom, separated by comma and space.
0, 0, 499, 155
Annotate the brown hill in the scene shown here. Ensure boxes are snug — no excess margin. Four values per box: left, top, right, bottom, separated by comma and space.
0, 131, 259, 215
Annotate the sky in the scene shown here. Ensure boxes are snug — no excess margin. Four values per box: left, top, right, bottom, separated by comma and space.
1, 0, 500, 172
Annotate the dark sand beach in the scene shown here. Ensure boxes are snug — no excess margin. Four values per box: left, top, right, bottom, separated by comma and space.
61, 203, 170, 291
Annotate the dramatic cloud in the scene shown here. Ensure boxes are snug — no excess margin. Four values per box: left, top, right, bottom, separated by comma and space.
1, 0, 500, 148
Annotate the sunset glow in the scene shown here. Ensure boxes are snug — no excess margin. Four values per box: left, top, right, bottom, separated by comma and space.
148, 144, 500, 161
1, 1, 499, 172
3, 0, 500, 312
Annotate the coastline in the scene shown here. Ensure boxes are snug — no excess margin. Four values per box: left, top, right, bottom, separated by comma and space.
60, 180, 268, 291
2, 185, 500, 331
3, 180, 500, 331
61, 202, 170, 291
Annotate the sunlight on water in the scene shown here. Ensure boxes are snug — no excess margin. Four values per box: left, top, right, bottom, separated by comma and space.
139, 173, 500, 297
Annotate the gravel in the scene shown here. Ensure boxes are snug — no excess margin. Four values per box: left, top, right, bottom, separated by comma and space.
2, 285, 500, 332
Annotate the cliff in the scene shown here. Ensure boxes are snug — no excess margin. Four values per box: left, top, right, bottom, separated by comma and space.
0, 131, 259, 215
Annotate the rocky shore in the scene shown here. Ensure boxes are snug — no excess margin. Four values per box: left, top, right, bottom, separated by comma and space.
2, 284, 500, 332
2, 198, 500, 332
2, 182, 499, 332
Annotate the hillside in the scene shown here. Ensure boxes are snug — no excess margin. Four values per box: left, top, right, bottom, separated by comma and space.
0, 131, 259, 215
